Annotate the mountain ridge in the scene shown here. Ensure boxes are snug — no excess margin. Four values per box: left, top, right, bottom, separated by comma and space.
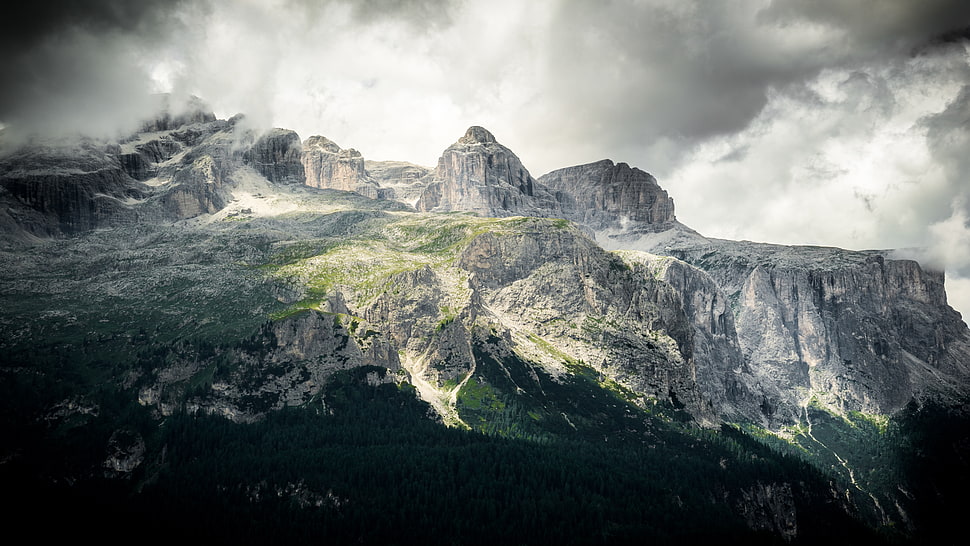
1, 99, 968, 543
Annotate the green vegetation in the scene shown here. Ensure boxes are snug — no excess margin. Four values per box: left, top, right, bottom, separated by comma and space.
260, 213, 561, 313
1, 367, 887, 545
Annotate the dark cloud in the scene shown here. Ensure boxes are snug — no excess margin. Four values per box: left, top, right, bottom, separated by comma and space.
920, 84, 970, 276
0, 0, 194, 48
760, 0, 970, 54
512, 0, 829, 174
0, 0, 204, 140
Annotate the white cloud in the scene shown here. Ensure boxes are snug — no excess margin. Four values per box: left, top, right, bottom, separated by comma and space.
945, 276, 970, 327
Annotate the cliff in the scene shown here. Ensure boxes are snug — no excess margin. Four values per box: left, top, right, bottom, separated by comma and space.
664, 239, 970, 425
538, 159, 679, 233
2, 113, 968, 542
0, 142, 148, 237
244, 128, 305, 185
415, 126, 561, 217
301, 135, 385, 198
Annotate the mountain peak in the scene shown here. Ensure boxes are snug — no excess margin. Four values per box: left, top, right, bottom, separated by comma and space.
458, 126, 497, 145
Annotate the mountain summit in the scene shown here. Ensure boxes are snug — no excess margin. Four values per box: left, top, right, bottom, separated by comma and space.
458, 125, 497, 145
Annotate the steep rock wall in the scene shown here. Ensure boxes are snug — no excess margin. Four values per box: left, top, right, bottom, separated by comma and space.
244, 129, 305, 185
669, 240, 970, 424
538, 159, 678, 233
0, 143, 148, 236
302, 135, 384, 198
415, 127, 561, 218
619, 251, 766, 422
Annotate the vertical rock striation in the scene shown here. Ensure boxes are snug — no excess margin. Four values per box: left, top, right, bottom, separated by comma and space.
538, 159, 678, 233
415, 126, 561, 217
666, 240, 970, 425
619, 251, 765, 422
302, 136, 383, 198
0, 143, 148, 237
244, 129, 305, 185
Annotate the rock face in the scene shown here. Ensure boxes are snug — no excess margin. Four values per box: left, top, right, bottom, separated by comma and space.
120, 138, 183, 181
0, 142, 148, 237
166, 309, 403, 420
538, 159, 678, 233
402, 125, 970, 427
663, 239, 970, 425
415, 126, 561, 217
619, 252, 763, 422
302, 136, 383, 197
0, 98, 242, 238
455, 224, 709, 420
244, 129, 305, 185
0, 111, 335, 240
3, 112, 968, 544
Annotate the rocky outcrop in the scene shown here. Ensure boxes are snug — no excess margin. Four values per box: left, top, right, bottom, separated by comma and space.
120, 137, 183, 181
0, 142, 148, 237
404, 126, 970, 426
664, 239, 970, 425
244, 129, 305, 185
415, 127, 561, 217
0, 102, 243, 238
3, 110, 968, 434
453, 221, 708, 419
142, 309, 403, 421
539, 159, 678, 233
619, 251, 765, 422
302, 135, 383, 197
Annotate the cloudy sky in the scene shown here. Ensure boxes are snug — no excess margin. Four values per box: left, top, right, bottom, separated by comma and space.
2, 0, 969, 317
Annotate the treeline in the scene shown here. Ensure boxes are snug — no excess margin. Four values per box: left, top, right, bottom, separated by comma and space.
7, 367, 888, 545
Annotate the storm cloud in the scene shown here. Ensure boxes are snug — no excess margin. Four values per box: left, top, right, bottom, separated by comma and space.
1, 0, 969, 317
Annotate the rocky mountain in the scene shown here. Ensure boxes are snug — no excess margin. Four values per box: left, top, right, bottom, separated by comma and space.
302, 135, 380, 197
309, 124, 970, 430
414, 126, 563, 218
364, 160, 430, 205
1, 99, 968, 544
244, 128, 305, 185
538, 159, 681, 234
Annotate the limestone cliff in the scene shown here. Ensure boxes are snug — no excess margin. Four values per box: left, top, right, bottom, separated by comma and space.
302, 135, 383, 198
664, 239, 970, 425
244, 129, 305, 185
538, 159, 678, 233
365, 160, 430, 205
403, 126, 970, 428
454, 223, 708, 420
2, 110, 966, 544
3, 112, 968, 433
415, 127, 561, 217
618, 251, 764, 422
152, 309, 403, 421
0, 142, 148, 237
